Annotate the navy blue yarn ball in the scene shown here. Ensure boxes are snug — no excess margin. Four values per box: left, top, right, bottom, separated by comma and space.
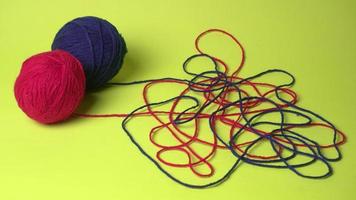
51, 16, 127, 90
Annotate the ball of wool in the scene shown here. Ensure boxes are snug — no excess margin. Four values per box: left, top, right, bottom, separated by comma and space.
14, 50, 86, 124
51, 16, 127, 90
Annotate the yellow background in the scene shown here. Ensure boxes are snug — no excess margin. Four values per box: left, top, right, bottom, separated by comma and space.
0, 0, 355, 199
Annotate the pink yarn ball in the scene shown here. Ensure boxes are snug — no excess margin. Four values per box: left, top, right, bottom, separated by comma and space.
14, 50, 86, 124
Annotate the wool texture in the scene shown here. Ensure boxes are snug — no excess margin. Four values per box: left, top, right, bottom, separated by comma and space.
14, 50, 86, 124
51, 16, 127, 90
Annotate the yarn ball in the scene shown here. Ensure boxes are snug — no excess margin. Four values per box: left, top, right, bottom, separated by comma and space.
14, 50, 86, 124
51, 16, 127, 90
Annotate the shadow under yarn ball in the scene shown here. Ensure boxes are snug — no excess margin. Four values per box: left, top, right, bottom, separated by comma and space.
52, 16, 127, 90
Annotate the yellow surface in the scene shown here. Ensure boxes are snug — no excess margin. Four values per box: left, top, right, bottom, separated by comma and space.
0, 0, 355, 199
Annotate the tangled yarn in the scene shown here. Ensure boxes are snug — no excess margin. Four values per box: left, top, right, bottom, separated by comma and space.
78, 29, 346, 188
14, 50, 86, 124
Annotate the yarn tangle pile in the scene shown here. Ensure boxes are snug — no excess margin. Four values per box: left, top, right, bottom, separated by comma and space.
77, 29, 346, 188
